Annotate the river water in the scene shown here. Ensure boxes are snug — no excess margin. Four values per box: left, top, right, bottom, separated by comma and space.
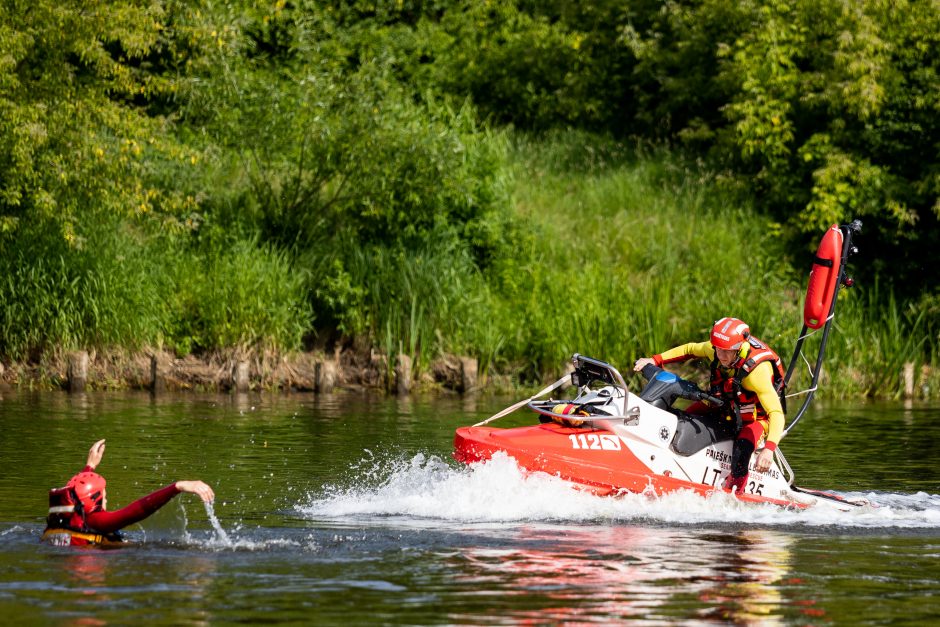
1, 389, 938, 625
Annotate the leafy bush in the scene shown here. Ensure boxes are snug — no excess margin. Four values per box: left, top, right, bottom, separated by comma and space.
201, 55, 515, 262
169, 239, 312, 355
584, 0, 939, 292
0, 1, 210, 242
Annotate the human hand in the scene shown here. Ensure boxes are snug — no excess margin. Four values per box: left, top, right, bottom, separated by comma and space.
755, 447, 774, 473
633, 357, 655, 372
86, 439, 106, 470
176, 480, 215, 504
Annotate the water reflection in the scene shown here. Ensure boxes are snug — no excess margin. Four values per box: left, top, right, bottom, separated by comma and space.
233, 392, 252, 415
461, 393, 480, 415
58, 548, 219, 626
695, 529, 793, 625
65, 552, 110, 595
451, 526, 797, 624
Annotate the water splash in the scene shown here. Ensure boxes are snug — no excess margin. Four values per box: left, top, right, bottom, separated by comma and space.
203, 501, 232, 546
297, 451, 940, 530
176, 501, 321, 552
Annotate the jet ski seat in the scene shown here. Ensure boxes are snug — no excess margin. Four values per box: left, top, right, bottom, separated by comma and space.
671, 414, 738, 456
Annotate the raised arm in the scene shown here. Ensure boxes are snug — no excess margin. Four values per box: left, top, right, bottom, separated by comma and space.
85, 439, 106, 470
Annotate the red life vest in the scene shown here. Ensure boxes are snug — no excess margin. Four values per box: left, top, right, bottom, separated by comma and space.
710, 336, 786, 422
41, 485, 124, 547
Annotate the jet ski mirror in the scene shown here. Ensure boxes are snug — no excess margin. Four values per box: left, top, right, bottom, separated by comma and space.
570, 354, 620, 388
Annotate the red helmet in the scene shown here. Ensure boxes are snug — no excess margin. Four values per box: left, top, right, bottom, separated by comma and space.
711, 317, 750, 350
67, 471, 106, 513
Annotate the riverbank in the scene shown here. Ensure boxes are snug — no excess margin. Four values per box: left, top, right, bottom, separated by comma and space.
0, 348, 507, 396
1, 345, 935, 401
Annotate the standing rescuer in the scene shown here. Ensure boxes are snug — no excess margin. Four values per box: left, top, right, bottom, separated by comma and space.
634, 317, 787, 494
42, 439, 216, 547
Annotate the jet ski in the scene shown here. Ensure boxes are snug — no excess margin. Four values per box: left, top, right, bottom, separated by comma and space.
454, 220, 867, 510
455, 355, 866, 509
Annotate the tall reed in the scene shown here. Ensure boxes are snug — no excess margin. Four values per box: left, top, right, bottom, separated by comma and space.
0, 223, 311, 360
820, 279, 932, 399
497, 131, 798, 380
0, 223, 170, 358
323, 237, 499, 374
169, 238, 312, 355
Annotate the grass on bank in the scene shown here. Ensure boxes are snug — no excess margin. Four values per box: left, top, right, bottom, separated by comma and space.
0, 130, 936, 398
493, 132, 798, 376
497, 132, 938, 399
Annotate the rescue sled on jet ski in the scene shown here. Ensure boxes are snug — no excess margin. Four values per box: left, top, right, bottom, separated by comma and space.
454, 220, 867, 510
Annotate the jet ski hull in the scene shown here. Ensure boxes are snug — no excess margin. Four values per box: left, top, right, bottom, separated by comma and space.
454, 424, 812, 508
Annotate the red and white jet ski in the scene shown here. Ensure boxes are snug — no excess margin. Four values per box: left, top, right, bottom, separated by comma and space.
454, 220, 867, 511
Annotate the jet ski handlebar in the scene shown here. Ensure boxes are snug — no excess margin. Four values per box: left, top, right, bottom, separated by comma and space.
688, 387, 724, 407
639, 364, 724, 408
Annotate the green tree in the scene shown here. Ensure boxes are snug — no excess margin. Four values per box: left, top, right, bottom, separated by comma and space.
0, 1, 214, 243
623, 0, 939, 289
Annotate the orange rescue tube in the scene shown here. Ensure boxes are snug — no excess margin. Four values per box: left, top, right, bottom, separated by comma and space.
804, 224, 843, 329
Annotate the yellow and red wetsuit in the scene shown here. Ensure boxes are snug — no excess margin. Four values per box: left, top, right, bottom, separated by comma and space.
653, 339, 786, 489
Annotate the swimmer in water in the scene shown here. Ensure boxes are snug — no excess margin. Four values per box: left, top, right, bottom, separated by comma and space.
43, 439, 215, 546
